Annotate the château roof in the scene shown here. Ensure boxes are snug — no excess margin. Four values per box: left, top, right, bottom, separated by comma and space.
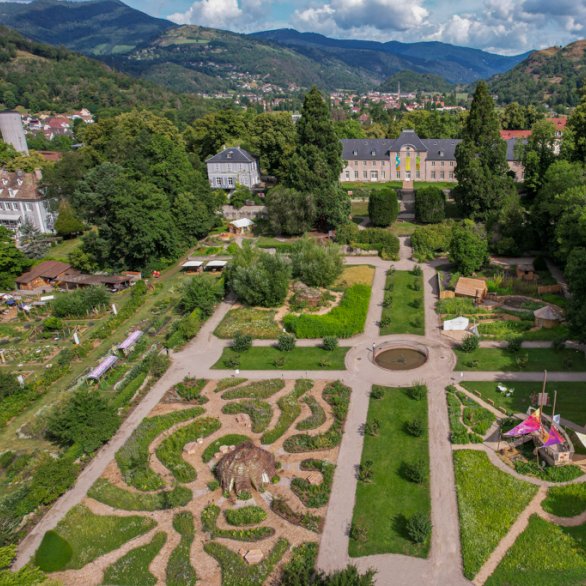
206, 147, 257, 164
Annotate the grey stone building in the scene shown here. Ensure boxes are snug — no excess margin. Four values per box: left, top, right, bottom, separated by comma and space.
206, 147, 260, 190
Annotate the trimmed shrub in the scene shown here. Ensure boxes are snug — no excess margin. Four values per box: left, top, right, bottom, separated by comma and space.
407, 384, 427, 401
322, 336, 339, 351
277, 333, 296, 352
368, 189, 399, 227
406, 418, 425, 437
402, 459, 427, 484
232, 332, 252, 353
415, 187, 445, 223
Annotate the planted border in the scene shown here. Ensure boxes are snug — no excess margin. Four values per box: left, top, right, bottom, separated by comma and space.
203, 538, 289, 586
222, 379, 285, 400
296, 395, 326, 431
291, 459, 335, 508
261, 380, 312, 444
102, 531, 166, 586
283, 381, 350, 453
224, 506, 267, 526
270, 497, 322, 533
201, 505, 275, 541
166, 512, 197, 586
283, 284, 371, 338
202, 434, 250, 463
222, 401, 272, 433
156, 417, 221, 483
116, 407, 203, 491
88, 478, 192, 511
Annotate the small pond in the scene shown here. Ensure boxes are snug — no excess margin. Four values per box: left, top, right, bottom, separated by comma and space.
375, 347, 427, 371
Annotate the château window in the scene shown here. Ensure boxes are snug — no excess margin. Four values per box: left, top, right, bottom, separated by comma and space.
372, 161, 377, 166
345, 171, 350, 179
431, 161, 436, 166
355, 161, 359, 166
216, 178, 222, 186
440, 161, 445, 167
431, 171, 436, 179
354, 171, 359, 178
416, 171, 420, 179
440, 171, 445, 179
449, 172, 454, 179
450, 161, 454, 166
228, 177, 234, 186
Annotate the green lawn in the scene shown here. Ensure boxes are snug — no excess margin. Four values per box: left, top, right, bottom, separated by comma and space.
542, 484, 586, 518
35, 505, 155, 571
454, 348, 586, 372
42, 236, 83, 262
486, 516, 586, 586
349, 386, 431, 558
460, 381, 586, 425
380, 270, 425, 336
344, 181, 454, 192
453, 450, 538, 579
213, 347, 348, 370
391, 221, 418, 236
255, 236, 295, 252
214, 307, 282, 339
351, 200, 369, 217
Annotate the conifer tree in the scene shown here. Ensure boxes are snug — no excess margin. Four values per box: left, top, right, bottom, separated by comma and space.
54, 199, 84, 238
286, 87, 349, 229
454, 82, 515, 219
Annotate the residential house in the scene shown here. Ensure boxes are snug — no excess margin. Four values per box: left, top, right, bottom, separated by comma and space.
340, 129, 524, 185
206, 147, 260, 190
0, 169, 54, 233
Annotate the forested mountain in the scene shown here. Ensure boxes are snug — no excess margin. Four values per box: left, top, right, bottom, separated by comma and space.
106, 25, 372, 94
252, 29, 530, 84
379, 71, 454, 93
0, 27, 216, 122
488, 40, 586, 107
0, 0, 174, 55
0, 0, 531, 93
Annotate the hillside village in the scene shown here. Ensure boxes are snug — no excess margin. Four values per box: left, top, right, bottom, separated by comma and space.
0, 3, 585, 586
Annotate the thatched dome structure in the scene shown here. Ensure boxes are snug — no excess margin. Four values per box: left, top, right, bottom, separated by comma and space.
216, 442, 276, 494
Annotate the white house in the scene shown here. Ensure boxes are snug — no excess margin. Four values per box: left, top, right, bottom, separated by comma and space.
206, 147, 260, 190
0, 169, 54, 233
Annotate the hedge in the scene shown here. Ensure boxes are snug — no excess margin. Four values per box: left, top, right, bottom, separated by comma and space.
283, 284, 371, 338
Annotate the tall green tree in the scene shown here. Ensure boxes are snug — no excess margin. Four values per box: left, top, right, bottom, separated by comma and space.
566, 90, 586, 162
454, 82, 516, 220
54, 200, 84, 238
0, 226, 32, 288
449, 220, 488, 275
290, 237, 343, 288
249, 112, 296, 178
286, 87, 349, 229
565, 247, 586, 343
266, 186, 316, 236
518, 119, 557, 195
368, 189, 399, 227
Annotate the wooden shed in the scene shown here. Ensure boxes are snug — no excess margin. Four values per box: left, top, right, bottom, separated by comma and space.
454, 277, 488, 302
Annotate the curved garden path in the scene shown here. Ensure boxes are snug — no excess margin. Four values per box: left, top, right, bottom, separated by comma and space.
15, 238, 586, 586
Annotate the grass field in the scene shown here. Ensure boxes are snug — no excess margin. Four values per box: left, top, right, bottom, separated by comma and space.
453, 450, 538, 579
213, 347, 348, 370
35, 505, 155, 571
542, 484, 586, 517
454, 348, 586, 372
351, 200, 369, 217
349, 386, 431, 558
391, 221, 418, 236
42, 236, 83, 262
214, 307, 282, 339
333, 265, 375, 289
344, 181, 454, 192
460, 381, 586, 425
486, 516, 586, 586
380, 270, 425, 336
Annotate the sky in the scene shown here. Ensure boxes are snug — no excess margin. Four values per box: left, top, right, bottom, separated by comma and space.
13, 0, 586, 55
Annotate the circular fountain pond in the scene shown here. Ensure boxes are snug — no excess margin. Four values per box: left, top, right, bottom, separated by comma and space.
374, 345, 428, 371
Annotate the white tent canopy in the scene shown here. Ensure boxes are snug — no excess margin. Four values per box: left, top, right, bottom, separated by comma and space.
443, 316, 470, 331
230, 218, 254, 229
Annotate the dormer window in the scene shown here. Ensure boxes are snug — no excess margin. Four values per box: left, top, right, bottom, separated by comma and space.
353, 150, 358, 156
371, 150, 376, 156
439, 150, 444, 157
227, 152, 233, 159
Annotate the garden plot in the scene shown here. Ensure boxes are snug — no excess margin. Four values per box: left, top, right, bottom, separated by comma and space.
35, 378, 350, 586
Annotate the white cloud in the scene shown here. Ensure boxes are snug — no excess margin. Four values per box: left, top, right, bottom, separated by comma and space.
293, 0, 429, 37
168, 0, 269, 29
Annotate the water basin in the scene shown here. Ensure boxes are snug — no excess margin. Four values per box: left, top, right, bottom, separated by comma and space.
374, 347, 427, 371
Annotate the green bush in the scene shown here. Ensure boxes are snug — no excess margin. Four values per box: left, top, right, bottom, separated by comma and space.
368, 189, 399, 227
180, 274, 223, 318
411, 221, 453, 260
415, 187, 445, 223
459, 335, 479, 353
43, 316, 63, 331
277, 333, 296, 352
352, 228, 400, 258
173, 378, 207, 403
224, 506, 267, 526
165, 309, 202, 349
322, 336, 339, 351
52, 286, 109, 318
290, 237, 344, 287
406, 513, 432, 544
406, 418, 425, 437
232, 332, 252, 353
402, 459, 427, 484
207, 480, 220, 491
284, 284, 371, 338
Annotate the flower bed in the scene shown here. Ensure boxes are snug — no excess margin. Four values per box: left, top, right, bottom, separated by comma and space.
201, 504, 274, 541
291, 459, 335, 508
222, 400, 273, 433
166, 512, 197, 586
